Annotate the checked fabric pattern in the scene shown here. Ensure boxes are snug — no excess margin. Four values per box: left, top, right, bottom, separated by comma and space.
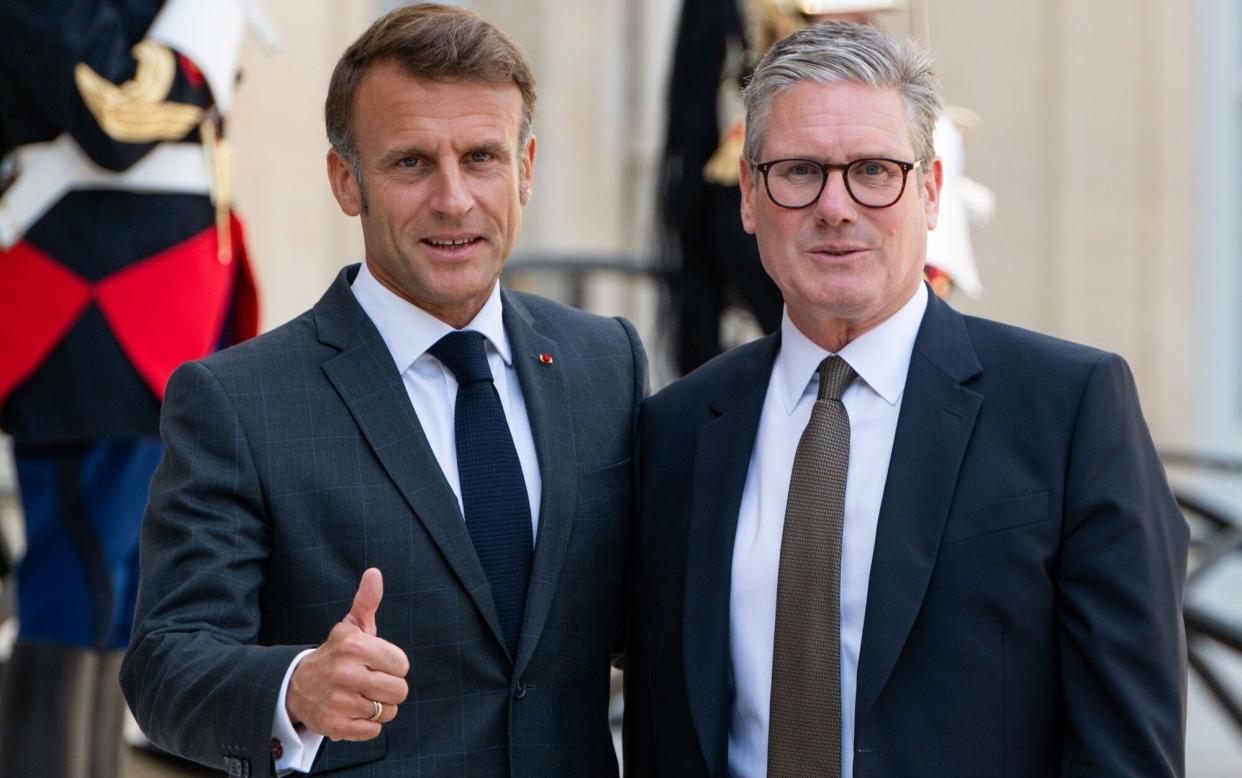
429, 330, 532, 657
768, 355, 857, 778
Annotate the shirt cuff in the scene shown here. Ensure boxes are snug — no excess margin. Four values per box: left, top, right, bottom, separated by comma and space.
271, 648, 324, 775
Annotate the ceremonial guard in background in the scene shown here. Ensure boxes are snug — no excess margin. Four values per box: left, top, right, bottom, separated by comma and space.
0, 2, 272, 774
660, 0, 993, 375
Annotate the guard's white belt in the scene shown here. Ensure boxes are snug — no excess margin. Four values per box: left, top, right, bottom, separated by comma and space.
0, 134, 211, 250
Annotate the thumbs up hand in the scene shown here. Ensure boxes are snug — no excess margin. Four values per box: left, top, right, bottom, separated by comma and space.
286, 568, 410, 741
345, 567, 383, 636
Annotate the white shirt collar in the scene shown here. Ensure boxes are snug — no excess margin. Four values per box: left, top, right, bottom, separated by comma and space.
349, 260, 512, 373
776, 282, 929, 414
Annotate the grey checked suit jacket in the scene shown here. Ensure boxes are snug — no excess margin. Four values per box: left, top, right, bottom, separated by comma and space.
121, 265, 646, 777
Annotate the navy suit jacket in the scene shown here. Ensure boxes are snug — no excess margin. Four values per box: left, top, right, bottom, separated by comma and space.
121, 265, 646, 776
625, 290, 1187, 777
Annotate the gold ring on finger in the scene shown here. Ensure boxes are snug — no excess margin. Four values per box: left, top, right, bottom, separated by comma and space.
369, 699, 383, 723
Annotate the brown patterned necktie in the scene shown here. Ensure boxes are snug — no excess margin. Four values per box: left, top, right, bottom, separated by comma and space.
768, 355, 857, 778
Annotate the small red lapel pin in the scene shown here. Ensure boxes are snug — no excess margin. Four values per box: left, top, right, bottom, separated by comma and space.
537, 353, 554, 365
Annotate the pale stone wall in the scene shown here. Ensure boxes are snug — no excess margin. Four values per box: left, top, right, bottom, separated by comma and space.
920, 0, 1197, 449
229, 2, 374, 332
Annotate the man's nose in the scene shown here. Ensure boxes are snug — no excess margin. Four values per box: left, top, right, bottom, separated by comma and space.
813, 169, 857, 225
429, 165, 474, 216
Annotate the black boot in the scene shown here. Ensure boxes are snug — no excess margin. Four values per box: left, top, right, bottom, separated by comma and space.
0, 642, 96, 778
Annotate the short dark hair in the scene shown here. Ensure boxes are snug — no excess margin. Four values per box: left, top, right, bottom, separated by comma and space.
325, 3, 537, 164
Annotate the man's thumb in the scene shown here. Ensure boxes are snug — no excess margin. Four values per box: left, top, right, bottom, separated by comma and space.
346, 567, 383, 635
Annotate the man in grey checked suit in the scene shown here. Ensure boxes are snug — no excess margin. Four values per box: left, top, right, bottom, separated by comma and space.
120, 5, 645, 776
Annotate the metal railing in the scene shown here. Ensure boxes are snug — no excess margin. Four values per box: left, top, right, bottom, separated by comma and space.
1166, 451, 1242, 734
502, 253, 664, 310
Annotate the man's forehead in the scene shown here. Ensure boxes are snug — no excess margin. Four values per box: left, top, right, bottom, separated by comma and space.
768, 80, 904, 116
352, 63, 524, 140
763, 81, 911, 154
357, 60, 523, 109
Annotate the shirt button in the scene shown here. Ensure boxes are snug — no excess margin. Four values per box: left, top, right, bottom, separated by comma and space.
270, 738, 283, 760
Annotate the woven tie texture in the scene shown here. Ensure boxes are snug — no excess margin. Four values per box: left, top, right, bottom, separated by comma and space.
429, 330, 532, 656
768, 355, 856, 778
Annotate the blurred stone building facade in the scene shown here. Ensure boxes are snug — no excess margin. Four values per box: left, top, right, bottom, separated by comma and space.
229, 0, 1236, 456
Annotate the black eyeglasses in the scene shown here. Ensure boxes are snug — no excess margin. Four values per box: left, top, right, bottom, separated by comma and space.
751, 157, 922, 209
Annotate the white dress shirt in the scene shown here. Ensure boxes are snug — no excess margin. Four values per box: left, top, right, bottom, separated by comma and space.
272, 260, 543, 774
728, 283, 927, 778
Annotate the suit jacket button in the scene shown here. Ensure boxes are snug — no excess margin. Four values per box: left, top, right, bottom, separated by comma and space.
513, 680, 527, 700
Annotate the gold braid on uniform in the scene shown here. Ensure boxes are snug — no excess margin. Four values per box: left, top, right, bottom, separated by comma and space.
74, 40, 205, 143
748, 0, 810, 62
703, 125, 746, 185
794, 0, 903, 13
199, 115, 234, 266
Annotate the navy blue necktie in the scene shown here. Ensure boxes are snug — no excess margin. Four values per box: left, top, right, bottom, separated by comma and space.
429, 331, 532, 656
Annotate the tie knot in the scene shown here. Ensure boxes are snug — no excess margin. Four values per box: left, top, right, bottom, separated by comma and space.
816, 355, 856, 401
429, 331, 493, 385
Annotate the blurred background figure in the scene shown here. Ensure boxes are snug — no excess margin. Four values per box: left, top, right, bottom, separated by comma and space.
659, 0, 993, 375
0, 2, 275, 775
922, 103, 991, 298
659, 0, 790, 376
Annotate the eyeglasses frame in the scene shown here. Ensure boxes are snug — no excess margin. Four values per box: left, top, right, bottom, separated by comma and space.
750, 157, 923, 210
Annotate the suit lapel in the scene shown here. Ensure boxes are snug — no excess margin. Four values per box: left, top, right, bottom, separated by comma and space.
315, 267, 506, 651
854, 292, 983, 722
682, 336, 779, 777
501, 292, 579, 676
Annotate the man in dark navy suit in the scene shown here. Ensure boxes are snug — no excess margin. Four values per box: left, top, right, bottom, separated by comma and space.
625, 21, 1187, 778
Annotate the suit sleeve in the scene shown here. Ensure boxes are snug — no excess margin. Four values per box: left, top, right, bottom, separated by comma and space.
0, 0, 214, 171
120, 360, 313, 775
617, 315, 649, 416
1056, 353, 1188, 776
611, 315, 648, 667
622, 404, 654, 776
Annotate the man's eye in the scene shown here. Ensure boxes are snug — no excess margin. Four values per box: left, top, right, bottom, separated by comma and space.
397, 157, 424, 169
469, 151, 496, 164
854, 160, 894, 178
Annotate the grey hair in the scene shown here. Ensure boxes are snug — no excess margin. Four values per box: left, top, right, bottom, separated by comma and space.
742, 21, 942, 165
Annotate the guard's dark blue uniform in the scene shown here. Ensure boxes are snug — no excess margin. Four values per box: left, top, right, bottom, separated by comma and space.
660, 0, 785, 376
0, 4, 259, 774
0, 0, 257, 651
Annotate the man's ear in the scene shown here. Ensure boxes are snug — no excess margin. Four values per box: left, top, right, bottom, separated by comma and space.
327, 147, 363, 217
922, 156, 943, 231
739, 157, 757, 235
518, 134, 536, 205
